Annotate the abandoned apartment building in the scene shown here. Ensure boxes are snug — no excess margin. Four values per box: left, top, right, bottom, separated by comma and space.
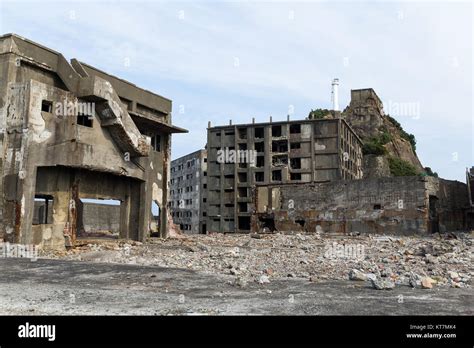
169, 149, 207, 234
0, 34, 187, 250
203, 110, 471, 235
205, 118, 364, 233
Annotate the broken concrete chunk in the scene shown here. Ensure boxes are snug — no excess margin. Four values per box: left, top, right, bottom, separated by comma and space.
370, 277, 395, 290
421, 277, 435, 289
349, 269, 367, 281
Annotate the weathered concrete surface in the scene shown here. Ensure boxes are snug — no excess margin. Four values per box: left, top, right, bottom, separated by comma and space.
0, 258, 471, 315
206, 119, 363, 233
255, 176, 470, 234
0, 33, 187, 250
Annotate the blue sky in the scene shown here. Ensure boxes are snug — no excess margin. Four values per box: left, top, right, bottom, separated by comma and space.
1, 0, 472, 181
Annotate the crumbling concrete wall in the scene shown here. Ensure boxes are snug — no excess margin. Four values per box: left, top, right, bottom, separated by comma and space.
0, 34, 185, 250
426, 177, 470, 232
79, 203, 120, 235
253, 176, 469, 235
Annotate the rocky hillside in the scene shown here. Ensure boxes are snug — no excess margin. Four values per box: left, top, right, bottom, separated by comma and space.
309, 88, 429, 178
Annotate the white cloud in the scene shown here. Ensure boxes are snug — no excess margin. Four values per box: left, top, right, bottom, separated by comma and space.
1, 0, 471, 180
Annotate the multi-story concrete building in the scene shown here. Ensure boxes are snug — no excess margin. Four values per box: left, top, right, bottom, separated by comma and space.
169, 149, 207, 233
206, 118, 363, 233
0, 34, 187, 250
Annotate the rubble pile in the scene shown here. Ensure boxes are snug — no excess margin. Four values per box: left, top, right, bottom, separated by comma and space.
41, 231, 473, 290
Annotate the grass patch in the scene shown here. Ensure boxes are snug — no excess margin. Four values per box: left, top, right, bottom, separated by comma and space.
388, 157, 419, 176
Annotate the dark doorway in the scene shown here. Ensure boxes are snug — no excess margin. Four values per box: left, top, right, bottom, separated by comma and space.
429, 195, 439, 233
258, 215, 276, 232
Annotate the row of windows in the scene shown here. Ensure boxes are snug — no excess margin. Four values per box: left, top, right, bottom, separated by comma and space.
170, 186, 197, 195
221, 124, 303, 141
172, 211, 193, 218
171, 199, 195, 207
171, 158, 207, 173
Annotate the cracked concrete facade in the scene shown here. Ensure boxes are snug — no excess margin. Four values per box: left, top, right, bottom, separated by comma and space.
206, 118, 363, 233
254, 176, 470, 234
0, 34, 187, 250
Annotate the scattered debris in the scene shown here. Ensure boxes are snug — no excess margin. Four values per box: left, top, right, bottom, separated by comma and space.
349, 269, 367, 281
370, 277, 395, 290
258, 275, 270, 284
421, 277, 435, 289
41, 231, 473, 290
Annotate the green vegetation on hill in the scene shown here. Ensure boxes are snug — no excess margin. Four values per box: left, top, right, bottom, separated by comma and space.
308, 108, 331, 119
362, 129, 392, 156
388, 157, 419, 176
423, 167, 439, 178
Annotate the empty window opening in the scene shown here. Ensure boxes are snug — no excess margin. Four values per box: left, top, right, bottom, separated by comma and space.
295, 217, 306, 228
238, 187, 248, 198
373, 204, 382, 210
238, 143, 248, 151
290, 173, 302, 181
272, 155, 288, 166
238, 172, 248, 183
256, 156, 265, 168
272, 170, 282, 181
238, 202, 248, 213
41, 100, 53, 113
150, 134, 161, 151
272, 125, 282, 137
290, 158, 301, 169
290, 124, 301, 134
238, 128, 247, 139
33, 195, 53, 225
255, 142, 264, 152
259, 215, 276, 232
238, 216, 251, 230
272, 140, 288, 152
255, 172, 264, 182
224, 131, 235, 136
150, 201, 160, 237
77, 113, 93, 128
255, 127, 264, 139
77, 198, 121, 239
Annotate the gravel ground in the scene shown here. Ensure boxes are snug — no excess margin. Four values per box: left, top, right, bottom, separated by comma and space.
40, 231, 473, 290
0, 258, 472, 315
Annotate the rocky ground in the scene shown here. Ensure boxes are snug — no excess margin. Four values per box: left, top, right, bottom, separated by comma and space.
41, 231, 473, 291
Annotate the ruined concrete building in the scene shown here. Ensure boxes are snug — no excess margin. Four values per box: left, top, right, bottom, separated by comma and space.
255, 176, 470, 234
204, 90, 471, 235
169, 149, 207, 233
0, 34, 187, 250
206, 118, 363, 233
